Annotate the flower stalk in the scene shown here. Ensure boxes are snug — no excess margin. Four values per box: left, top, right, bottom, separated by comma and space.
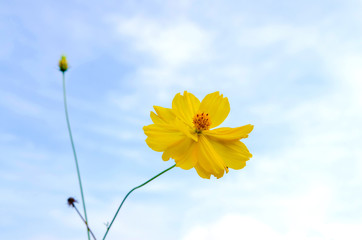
62, 70, 91, 240
102, 164, 176, 240
68, 198, 97, 240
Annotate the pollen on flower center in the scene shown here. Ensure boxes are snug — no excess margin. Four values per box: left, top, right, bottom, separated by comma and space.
192, 112, 211, 133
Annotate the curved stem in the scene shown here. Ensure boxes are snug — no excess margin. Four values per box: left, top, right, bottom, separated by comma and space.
62, 72, 91, 240
102, 164, 176, 240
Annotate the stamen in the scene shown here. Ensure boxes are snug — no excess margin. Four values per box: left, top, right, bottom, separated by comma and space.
192, 112, 211, 133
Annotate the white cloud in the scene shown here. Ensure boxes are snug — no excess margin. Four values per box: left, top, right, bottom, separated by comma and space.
238, 24, 320, 54
112, 16, 214, 67
183, 214, 282, 240
183, 213, 362, 240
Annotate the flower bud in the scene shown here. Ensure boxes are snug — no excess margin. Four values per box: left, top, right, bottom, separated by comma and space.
67, 197, 77, 207
59, 55, 68, 72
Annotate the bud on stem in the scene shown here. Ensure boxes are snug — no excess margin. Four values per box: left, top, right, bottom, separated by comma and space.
59, 55, 68, 72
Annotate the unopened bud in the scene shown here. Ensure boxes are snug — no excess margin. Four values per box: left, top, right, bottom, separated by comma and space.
59, 55, 68, 72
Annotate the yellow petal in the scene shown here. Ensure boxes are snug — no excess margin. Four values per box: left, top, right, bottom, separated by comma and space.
172, 91, 200, 127
194, 163, 212, 179
174, 117, 198, 142
162, 137, 197, 170
150, 111, 163, 124
203, 124, 254, 141
198, 92, 230, 128
194, 135, 226, 179
143, 123, 184, 152
208, 137, 252, 170
153, 106, 175, 123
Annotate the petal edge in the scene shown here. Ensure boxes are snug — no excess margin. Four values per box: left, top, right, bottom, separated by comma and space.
198, 92, 230, 128
203, 124, 254, 141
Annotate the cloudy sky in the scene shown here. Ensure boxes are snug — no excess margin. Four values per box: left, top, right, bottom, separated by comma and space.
1, 0, 362, 239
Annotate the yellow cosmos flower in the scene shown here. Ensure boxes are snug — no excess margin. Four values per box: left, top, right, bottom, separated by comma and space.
143, 91, 254, 179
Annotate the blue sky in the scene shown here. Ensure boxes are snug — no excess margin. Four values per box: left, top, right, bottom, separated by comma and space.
1, 0, 362, 239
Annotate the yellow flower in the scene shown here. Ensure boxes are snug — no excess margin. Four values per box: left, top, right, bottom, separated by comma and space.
59, 55, 68, 72
143, 91, 253, 179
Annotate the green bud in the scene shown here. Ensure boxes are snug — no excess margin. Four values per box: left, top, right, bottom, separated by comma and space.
59, 55, 68, 72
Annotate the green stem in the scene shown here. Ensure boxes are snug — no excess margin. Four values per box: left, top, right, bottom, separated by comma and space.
102, 164, 176, 240
62, 72, 91, 240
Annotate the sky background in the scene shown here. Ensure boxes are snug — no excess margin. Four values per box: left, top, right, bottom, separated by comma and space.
1, 0, 362, 239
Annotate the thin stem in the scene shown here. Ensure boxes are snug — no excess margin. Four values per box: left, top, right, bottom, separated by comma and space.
72, 203, 97, 240
62, 72, 91, 240
102, 164, 177, 240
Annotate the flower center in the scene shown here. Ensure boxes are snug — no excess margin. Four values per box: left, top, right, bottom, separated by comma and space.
192, 112, 211, 133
